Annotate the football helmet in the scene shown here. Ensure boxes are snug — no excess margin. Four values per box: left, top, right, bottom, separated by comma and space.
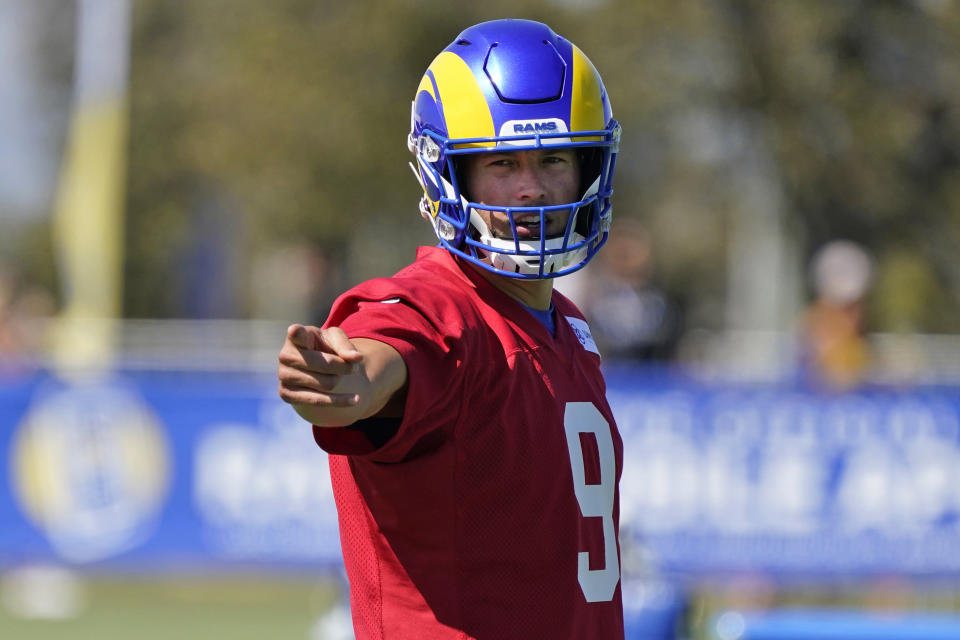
408, 19, 621, 279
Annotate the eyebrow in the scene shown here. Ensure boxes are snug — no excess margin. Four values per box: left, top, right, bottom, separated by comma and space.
483, 149, 575, 159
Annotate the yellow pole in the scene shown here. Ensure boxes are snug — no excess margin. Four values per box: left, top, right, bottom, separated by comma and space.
49, 0, 131, 378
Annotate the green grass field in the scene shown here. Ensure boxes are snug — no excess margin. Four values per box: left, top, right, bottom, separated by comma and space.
0, 573, 342, 640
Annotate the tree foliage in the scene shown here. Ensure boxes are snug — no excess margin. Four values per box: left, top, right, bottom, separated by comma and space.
124, 0, 960, 331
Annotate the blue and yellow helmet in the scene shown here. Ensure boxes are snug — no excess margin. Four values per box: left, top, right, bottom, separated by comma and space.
408, 19, 621, 279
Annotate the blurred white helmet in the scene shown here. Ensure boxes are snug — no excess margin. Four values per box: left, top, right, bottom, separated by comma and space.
810, 240, 873, 305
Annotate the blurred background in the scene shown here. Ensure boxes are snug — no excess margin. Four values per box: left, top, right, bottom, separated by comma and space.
1, 0, 959, 638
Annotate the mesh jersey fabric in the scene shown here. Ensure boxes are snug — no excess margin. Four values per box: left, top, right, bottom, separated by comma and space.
314, 246, 625, 640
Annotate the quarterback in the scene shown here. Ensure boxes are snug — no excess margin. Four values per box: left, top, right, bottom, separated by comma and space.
278, 19, 624, 639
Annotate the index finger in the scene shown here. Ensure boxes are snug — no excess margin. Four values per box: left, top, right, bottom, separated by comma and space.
287, 324, 317, 350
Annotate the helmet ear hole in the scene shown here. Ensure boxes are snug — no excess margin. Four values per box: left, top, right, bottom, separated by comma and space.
451, 156, 473, 203
574, 204, 591, 238
577, 148, 603, 197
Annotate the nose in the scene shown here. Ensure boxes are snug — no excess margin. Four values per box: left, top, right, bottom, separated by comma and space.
515, 158, 548, 203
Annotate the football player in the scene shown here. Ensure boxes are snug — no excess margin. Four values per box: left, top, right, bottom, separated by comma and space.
278, 18, 624, 639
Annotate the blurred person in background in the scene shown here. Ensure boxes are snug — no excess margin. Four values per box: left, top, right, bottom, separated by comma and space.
277, 19, 625, 639
558, 218, 681, 362
0, 264, 55, 374
251, 241, 343, 326
0, 268, 18, 359
798, 239, 874, 391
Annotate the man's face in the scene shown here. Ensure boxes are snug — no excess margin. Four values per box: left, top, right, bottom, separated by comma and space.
462, 148, 580, 240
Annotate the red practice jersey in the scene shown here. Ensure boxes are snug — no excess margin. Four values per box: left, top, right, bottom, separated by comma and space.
314, 247, 624, 639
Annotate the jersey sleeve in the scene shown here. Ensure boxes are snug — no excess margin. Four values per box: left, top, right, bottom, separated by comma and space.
312, 290, 464, 463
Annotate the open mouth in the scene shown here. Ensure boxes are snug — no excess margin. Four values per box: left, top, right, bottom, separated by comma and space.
514, 214, 545, 239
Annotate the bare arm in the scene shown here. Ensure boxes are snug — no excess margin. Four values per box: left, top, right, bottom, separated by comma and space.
277, 324, 408, 427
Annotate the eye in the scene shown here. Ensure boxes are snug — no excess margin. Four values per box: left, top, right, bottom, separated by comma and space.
487, 156, 515, 168
543, 153, 573, 167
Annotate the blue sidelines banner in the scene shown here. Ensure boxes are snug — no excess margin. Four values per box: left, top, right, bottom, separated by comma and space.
1, 367, 959, 576
605, 366, 960, 577
0, 370, 341, 569
708, 609, 960, 640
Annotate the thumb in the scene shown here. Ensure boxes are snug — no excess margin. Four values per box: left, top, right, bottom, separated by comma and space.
287, 324, 325, 350
318, 327, 364, 362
